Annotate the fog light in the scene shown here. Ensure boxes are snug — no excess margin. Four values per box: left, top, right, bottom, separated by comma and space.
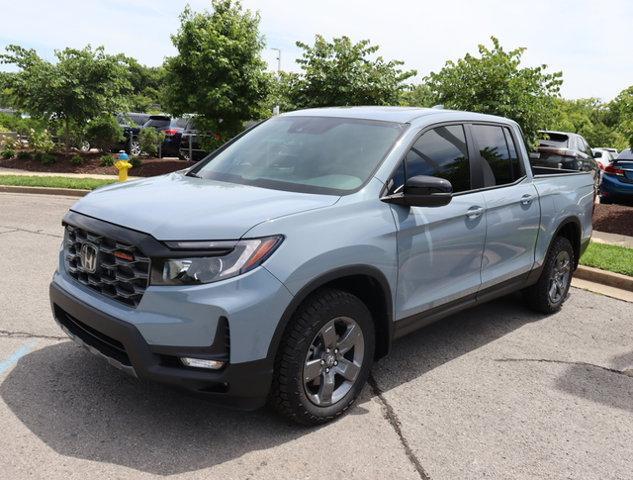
180, 357, 225, 370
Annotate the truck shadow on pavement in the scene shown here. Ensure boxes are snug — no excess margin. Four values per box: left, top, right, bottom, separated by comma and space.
1, 293, 542, 475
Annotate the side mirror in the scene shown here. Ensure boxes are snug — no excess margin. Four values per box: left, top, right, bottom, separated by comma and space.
593, 151, 603, 158
382, 175, 453, 207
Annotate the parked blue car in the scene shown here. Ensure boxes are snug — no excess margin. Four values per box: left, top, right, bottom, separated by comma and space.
600, 148, 633, 204
50, 107, 595, 425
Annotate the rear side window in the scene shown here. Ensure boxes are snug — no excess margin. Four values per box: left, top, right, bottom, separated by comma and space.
472, 124, 524, 187
404, 125, 470, 193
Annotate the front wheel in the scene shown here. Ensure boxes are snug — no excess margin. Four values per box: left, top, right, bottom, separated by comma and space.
524, 236, 574, 314
270, 288, 375, 425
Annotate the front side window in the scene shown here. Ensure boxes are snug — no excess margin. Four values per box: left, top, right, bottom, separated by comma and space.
403, 125, 471, 193
193, 116, 405, 195
472, 124, 524, 186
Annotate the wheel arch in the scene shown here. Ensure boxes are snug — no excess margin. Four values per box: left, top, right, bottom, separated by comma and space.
267, 265, 394, 364
553, 216, 582, 269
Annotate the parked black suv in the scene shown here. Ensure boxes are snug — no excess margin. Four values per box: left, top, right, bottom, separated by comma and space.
533, 130, 599, 173
143, 115, 188, 157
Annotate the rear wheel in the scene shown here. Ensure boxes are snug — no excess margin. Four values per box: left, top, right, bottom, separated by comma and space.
600, 196, 612, 204
524, 236, 574, 314
270, 288, 375, 425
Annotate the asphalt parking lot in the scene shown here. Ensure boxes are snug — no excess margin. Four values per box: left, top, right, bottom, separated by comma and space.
1, 191, 632, 480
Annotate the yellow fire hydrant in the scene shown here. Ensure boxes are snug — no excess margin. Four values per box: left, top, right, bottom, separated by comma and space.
114, 151, 132, 182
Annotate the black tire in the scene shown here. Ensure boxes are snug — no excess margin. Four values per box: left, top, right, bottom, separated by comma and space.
269, 288, 375, 426
600, 196, 612, 205
524, 236, 574, 314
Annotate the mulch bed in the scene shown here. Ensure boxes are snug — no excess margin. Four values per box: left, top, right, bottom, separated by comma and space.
593, 203, 633, 237
0, 151, 191, 177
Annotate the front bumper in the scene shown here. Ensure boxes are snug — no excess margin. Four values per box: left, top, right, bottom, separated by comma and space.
50, 282, 273, 410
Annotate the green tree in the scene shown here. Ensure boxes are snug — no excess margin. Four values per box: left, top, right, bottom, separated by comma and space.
291, 35, 416, 108
608, 86, 633, 150
163, 0, 270, 139
118, 56, 165, 112
0, 45, 130, 152
425, 37, 563, 145
400, 83, 434, 107
550, 98, 627, 150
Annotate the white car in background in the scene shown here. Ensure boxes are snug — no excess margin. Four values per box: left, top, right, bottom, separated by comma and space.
592, 148, 617, 170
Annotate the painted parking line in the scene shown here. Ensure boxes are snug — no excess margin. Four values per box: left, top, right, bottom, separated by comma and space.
0, 340, 38, 375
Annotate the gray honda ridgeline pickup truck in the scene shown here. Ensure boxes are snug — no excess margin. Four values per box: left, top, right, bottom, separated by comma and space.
50, 107, 595, 425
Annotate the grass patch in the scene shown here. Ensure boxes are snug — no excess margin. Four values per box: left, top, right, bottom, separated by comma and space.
580, 241, 633, 277
0, 174, 116, 191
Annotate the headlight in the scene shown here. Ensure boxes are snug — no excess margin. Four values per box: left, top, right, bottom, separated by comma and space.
151, 235, 283, 285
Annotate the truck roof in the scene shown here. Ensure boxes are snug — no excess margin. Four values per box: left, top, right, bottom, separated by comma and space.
281, 106, 516, 125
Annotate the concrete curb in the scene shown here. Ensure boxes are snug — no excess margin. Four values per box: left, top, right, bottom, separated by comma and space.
575, 265, 633, 292
0, 185, 89, 197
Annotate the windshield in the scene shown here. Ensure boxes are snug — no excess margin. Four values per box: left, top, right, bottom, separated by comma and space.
192, 116, 405, 195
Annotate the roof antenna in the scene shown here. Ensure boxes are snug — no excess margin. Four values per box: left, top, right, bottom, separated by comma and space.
432, 104, 444, 109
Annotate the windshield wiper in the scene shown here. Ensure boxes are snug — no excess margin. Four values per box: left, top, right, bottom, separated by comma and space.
186, 171, 201, 178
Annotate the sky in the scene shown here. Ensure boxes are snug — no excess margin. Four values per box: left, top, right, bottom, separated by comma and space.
1, 0, 631, 101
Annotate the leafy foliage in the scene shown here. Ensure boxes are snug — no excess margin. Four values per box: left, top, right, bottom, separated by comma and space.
164, 0, 270, 138
99, 154, 115, 167
86, 115, 124, 152
424, 37, 562, 145
129, 155, 142, 168
550, 98, 627, 150
17, 150, 31, 160
139, 127, 165, 157
118, 56, 165, 112
1, 148, 15, 159
607, 86, 633, 150
400, 83, 434, 108
0, 45, 131, 151
290, 35, 416, 108
28, 128, 55, 153
70, 154, 84, 166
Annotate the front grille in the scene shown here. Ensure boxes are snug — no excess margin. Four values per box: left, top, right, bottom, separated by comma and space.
54, 305, 131, 366
64, 225, 150, 308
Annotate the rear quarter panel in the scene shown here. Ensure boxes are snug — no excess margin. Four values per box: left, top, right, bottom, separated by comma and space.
532, 173, 594, 268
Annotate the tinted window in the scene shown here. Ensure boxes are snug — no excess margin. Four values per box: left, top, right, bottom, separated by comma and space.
194, 116, 405, 194
472, 124, 524, 186
404, 125, 470, 193
144, 116, 171, 128
539, 131, 569, 148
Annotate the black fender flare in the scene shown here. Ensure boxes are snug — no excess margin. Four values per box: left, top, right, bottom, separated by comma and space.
265, 265, 394, 362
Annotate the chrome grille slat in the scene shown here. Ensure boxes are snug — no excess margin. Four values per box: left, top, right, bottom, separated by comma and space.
64, 225, 150, 308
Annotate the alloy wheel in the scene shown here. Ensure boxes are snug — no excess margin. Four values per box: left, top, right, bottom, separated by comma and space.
303, 316, 365, 407
548, 250, 571, 304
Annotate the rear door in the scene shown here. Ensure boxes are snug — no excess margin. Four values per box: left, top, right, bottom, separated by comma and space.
469, 124, 541, 289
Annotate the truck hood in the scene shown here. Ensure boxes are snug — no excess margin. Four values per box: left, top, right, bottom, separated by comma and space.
71, 172, 339, 240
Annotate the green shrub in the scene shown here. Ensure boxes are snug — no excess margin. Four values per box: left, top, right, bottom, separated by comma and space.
85, 115, 124, 152
40, 153, 56, 165
1, 148, 16, 159
129, 156, 142, 168
17, 150, 31, 160
139, 127, 165, 157
70, 154, 84, 166
29, 128, 55, 153
100, 154, 115, 167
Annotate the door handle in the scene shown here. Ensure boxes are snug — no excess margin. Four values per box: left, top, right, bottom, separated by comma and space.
520, 194, 535, 205
466, 206, 484, 219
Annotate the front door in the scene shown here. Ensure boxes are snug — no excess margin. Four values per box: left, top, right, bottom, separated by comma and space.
389, 124, 486, 321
